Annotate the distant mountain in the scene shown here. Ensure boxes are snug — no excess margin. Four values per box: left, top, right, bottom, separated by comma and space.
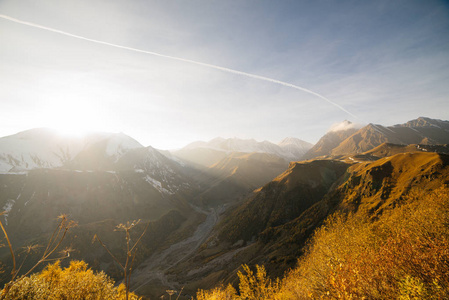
115, 146, 201, 198
194, 152, 289, 206
332, 117, 449, 156
302, 121, 359, 159
0, 128, 143, 172
171, 137, 312, 206
304, 117, 449, 159
277, 137, 314, 160
173, 137, 312, 166
400, 116, 449, 130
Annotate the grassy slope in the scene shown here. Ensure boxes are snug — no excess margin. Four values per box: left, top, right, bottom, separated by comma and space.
186, 151, 449, 296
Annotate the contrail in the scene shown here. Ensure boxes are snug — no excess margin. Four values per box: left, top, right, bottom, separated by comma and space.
0, 14, 358, 119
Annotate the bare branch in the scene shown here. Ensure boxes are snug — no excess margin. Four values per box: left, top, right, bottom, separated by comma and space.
0, 214, 16, 279
129, 222, 150, 253
93, 234, 124, 269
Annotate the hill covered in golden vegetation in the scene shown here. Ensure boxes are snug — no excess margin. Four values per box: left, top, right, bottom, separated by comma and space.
197, 182, 449, 299
172, 150, 449, 298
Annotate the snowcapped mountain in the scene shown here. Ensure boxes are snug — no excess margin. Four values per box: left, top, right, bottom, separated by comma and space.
115, 146, 198, 196
0, 128, 143, 172
277, 137, 314, 160
176, 137, 312, 165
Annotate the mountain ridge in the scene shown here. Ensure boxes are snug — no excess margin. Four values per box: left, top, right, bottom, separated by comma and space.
175, 137, 313, 165
304, 117, 449, 159
0, 128, 143, 172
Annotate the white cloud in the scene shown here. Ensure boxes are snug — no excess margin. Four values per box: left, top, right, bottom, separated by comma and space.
328, 120, 363, 133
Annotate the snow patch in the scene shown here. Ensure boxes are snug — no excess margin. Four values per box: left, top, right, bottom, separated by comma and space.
24, 191, 36, 206
2, 199, 15, 225
144, 175, 174, 195
105, 133, 142, 158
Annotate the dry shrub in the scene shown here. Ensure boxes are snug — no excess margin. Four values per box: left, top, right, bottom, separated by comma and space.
281, 187, 449, 299
196, 265, 280, 300
1, 260, 140, 300
237, 264, 280, 300
197, 187, 449, 299
197, 283, 237, 300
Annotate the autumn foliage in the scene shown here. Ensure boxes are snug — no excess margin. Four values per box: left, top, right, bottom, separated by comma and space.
1, 260, 140, 299
197, 187, 449, 299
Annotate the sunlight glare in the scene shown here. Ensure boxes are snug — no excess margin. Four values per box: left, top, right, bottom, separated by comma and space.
39, 98, 107, 137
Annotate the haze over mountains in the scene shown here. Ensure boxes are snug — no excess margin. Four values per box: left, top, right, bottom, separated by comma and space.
0, 128, 143, 173
174, 137, 313, 167
0, 117, 448, 298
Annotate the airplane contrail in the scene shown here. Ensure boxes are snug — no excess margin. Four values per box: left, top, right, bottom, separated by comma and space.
0, 14, 358, 119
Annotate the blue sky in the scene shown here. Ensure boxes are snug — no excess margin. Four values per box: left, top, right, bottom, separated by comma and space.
1, 0, 448, 149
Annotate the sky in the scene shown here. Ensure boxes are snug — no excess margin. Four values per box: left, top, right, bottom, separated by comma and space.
1, 0, 448, 149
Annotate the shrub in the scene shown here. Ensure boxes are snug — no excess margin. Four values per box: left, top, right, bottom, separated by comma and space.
197, 284, 237, 300
1, 260, 140, 299
197, 187, 449, 299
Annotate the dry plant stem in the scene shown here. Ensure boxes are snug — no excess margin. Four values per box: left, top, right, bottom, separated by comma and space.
43, 217, 65, 257
14, 252, 30, 278
23, 224, 69, 277
127, 251, 137, 296
0, 213, 75, 298
93, 234, 125, 269
129, 221, 150, 253
95, 221, 149, 300
175, 286, 184, 300
0, 213, 16, 278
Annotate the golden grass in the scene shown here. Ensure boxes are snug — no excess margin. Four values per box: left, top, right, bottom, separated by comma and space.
197, 187, 449, 299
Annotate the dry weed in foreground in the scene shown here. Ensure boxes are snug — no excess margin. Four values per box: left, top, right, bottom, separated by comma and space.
93, 219, 149, 300
2, 260, 140, 299
0, 213, 77, 298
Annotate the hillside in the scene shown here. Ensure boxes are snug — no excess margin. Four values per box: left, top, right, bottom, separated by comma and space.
163, 151, 449, 296
302, 124, 359, 159
197, 187, 449, 299
193, 152, 289, 206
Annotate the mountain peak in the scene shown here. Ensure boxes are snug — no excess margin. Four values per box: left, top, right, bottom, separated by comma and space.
397, 117, 449, 130
0, 128, 144, 172
278, 137, 313, 148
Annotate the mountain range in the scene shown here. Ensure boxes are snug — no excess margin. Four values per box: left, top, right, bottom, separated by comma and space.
0, 117, 448, 299
173, 137, 313, 167
0, 128, 143, 173
304, 117, 449, 159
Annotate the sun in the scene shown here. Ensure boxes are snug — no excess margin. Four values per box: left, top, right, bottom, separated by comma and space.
38, 98, 108, 137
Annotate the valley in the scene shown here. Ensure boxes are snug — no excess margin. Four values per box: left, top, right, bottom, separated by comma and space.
0, 117, 448, 299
